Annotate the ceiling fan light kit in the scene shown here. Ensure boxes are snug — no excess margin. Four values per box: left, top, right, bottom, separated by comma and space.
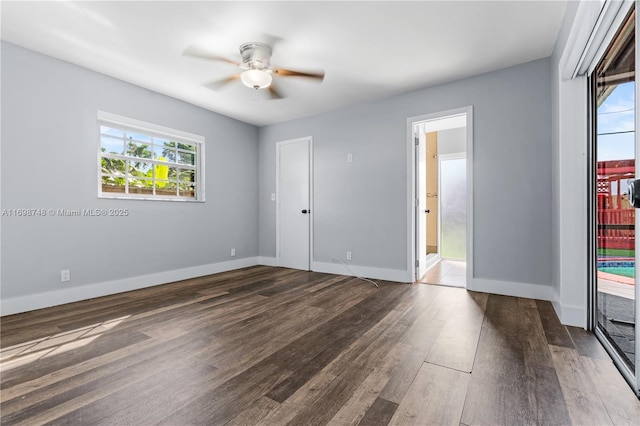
183, 40, 324, 98
241, 68, 272, 89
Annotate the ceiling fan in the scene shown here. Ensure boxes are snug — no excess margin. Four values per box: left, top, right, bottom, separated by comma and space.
183, 42, 325, 99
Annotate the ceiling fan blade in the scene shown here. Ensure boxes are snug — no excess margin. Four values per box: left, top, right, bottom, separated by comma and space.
268, 83, 285, 99
203, 75, 240, 90
273, 68, 325, 81
183, 46, 240, 66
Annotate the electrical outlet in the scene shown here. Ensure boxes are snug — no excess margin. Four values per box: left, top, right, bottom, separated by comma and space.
231, 248, 236, 257
346, 251, 352, 261
60, 269, 70, 282
347, 153, 353, 163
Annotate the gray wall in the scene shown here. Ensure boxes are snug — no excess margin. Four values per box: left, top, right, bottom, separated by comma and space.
1, 42, 259, 300
1, 40, 554, 308
259, 57, 552, 286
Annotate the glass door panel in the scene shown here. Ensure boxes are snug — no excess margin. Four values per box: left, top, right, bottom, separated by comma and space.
439, 155, 466, 260
594, 6, 636, 374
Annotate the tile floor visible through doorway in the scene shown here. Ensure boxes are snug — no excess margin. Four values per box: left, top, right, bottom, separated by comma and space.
419, 260, 466, 287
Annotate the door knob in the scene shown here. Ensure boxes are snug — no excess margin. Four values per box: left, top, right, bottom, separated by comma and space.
301, 209, 309, 214
425, 209, 430, 214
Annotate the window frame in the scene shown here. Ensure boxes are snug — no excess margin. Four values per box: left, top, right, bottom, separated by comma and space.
97, 111, 205, 202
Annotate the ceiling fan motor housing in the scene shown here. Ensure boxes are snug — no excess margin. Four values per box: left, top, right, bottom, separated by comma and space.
240, 42, 272, 70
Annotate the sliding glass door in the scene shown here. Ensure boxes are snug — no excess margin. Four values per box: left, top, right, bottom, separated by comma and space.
591, 4, 639, 394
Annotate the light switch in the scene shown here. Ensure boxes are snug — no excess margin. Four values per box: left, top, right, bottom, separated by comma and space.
347, 153, 353, 163
271, 193, 276, 201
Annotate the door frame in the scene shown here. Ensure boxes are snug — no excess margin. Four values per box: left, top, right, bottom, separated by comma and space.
407, 106, 474, 283
275, 136, 314, 270
586, 1, 639, 396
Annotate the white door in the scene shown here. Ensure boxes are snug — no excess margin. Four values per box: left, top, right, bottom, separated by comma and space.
416, 129, 428, 278
277, 138, 311, 270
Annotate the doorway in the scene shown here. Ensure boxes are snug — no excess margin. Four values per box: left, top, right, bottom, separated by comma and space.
276, 137, 312, 270
409, 107, 473, 285
588, 4, 639, 395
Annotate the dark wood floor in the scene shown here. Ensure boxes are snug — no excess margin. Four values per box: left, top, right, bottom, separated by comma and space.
1, 266, 638, 425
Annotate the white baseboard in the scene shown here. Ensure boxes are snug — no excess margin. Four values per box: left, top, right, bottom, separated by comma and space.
552, 300, 586, 328
311, 261, 412, 283
3, 258, 587, 328
467, 277, 555, 302
561, 305, 586, 328
1, 257, 260, 316
258, 256, 277, 267
468, 277, 586, 326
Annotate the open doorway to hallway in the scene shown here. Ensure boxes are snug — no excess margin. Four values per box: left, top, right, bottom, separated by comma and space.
419, 259, 467, 287
409, 107, 472, 287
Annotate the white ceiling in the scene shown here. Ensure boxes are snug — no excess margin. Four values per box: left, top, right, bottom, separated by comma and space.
1, 1, 567, 127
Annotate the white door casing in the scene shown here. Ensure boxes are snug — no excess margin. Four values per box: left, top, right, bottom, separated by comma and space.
407, 106, 473, 283
416, 129, 428, 279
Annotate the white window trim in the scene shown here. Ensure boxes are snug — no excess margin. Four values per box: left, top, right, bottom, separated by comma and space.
97, 111, 205, 202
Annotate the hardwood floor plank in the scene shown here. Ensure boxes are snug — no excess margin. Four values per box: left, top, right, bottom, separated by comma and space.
1, 329, 151, 390
328, 342, 411, 426
0, 329, 215, 420
1, 267, 637, 425
566, 326, 609, 359
260, 287, 417, 426
156, 363, 291, 425
581, 355, 640, 425
283, 295, 426, 426
255, 367, 338, 426
378, 297, 446, 404
41, 356, 219, 426
257, 271, 330, 296
0, 295, 135, 330
549, 344, 614, 425
307, 279, 378, 312
327, 299, 417, 376
520, 298, 555, 369
389, 363, 469, 426
357, 397, 398, 426
425, 290, 488, 372
8, 350, 216, 425
305, 275, 355, 293
461, 295, 572, 425
225, 396, 280, 426
460, 294, 536, 425
535, 300, 574, 348
264, 284, 406, 403
284, 361, 375, 426
520, 301, 572, 424
523, 364, 572, 425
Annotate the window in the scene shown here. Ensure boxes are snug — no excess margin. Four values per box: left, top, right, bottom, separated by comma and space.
98, 111, 205, 201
